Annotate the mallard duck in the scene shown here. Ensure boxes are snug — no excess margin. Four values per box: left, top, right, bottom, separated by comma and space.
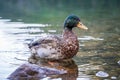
28, 15, 88, 60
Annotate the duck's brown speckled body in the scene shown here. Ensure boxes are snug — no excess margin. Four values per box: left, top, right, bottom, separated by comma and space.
28, 15, 88, 60
61, 29, 79, 59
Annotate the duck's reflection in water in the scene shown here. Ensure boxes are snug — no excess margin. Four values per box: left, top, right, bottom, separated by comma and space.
7, 58, 78, 80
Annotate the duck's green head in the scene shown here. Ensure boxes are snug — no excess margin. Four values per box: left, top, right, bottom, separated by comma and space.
64, 15, 88, 30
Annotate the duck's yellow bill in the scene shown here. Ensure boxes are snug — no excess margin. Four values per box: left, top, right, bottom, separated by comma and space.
77, 22, 88, 30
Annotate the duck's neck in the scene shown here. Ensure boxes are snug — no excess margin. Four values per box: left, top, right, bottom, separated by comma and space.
62, 28, 77, 40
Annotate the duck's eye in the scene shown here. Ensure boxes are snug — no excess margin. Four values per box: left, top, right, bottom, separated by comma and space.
78, 22, 82, 25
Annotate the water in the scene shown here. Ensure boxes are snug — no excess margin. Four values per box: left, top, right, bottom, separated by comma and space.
0, 17, 119, 80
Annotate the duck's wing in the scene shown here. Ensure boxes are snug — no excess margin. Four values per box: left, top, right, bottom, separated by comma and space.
28, 35, 61, 48
28, 35, 63, 59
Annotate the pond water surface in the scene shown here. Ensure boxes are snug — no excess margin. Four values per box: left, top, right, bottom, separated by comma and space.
0, 15, 120, 80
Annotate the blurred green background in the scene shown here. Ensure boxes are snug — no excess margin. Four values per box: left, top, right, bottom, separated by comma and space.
0, 0, 120, 37
0, 0, 120, 24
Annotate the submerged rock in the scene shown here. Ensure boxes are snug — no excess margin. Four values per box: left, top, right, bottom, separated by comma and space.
7, 63, 67, 80
7, 59, 78, 80
96, 71, 109, 78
